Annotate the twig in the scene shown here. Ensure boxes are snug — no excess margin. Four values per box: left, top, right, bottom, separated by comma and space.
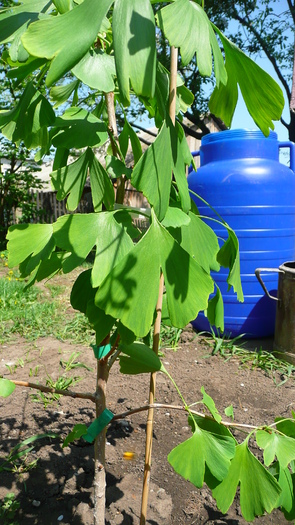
11, 380, 96, 402
112, 403, 258, 431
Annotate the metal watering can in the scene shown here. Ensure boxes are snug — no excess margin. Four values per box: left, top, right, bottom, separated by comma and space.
255, 262, 295, 364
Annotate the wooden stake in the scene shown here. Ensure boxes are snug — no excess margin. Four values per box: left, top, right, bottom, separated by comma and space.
140, 272, 164, 525
140, 45, 179, 525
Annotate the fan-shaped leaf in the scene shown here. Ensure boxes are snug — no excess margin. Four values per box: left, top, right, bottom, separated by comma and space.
168, 425, 235, 488
113, 0, 156, 106
212, 440, 281, 521
209, 27, 284, 136
22, 0, 114, 86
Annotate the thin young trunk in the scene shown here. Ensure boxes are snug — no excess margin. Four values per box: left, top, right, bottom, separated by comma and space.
105, 91, 125, 205
93, 358, 109, 525
140, 46, 179, 525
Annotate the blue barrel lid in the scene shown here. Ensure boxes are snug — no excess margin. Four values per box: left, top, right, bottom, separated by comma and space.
201, 129, 278, 145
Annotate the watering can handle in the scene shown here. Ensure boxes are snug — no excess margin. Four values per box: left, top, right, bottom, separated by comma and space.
279, 141, 295, 172
255, 268, 283, 302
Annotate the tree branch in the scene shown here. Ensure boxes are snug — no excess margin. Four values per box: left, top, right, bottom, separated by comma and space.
112, 403, 258, 431
11, 380, 96, 402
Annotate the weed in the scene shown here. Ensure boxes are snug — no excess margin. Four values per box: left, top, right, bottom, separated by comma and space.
160, 325, 182, 350
45, 283, 66, 298
0, 493, 20, 525
29, 366, 40, 377
209, 331, 295, 385
30, 374, 82, 408
0, 277, 94, 345
60, 351, 93, 372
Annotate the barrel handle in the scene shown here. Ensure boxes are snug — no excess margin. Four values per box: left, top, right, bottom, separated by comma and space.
191, 150, 200, 158
255, 268, 284, 302
279, 141, 295, 173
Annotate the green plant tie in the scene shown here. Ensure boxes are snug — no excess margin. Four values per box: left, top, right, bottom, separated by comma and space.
91, 343, 111, 360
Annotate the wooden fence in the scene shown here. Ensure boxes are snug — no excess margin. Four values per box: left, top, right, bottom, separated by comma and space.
11, 187, 150, 231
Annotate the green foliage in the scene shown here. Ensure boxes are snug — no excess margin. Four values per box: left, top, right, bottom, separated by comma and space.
0, 0, 291, 522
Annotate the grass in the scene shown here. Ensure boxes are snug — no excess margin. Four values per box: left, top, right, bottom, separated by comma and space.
0, 265, 95, 346
209, 331, 295, 386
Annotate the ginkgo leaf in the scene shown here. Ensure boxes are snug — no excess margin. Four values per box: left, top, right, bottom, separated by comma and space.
63, 424, 87, 448
119, 342, 165, 375
53, 0, 74, 14
168, 425, 235, 488
161, 207, 190, 229
72, 49, 115, 93
206, 285, 224, 332
119, 119, 142, 165
209, 26, 284, 136
201, 386, 222, 423
51, 107, 108, 150
0, 82, 55, 148
7, 223, 55, 275
212, 440, 281, 521
268, 462, 294, 514
105, 156, 132, 180
22, 0, 114, 86
177, 212, 220, 273
5, 53, 46, 83
53, 212, 133, 286
113, 0, 156, 106
275, 416, 295, 438
156, 0, 226, 86
95, 210, 214, 336
70, 269, 116, 341
131, 120, 172, 221
217, 227, 243, 302
0, 0, 51, 44
0, 379, 16, 398
50, 80, 79, 108
51, 147, 114, 212
256, 430, 295, 470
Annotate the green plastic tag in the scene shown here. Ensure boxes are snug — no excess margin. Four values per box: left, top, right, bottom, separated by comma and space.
91, 343, 111, 360
83, 409, 114, 443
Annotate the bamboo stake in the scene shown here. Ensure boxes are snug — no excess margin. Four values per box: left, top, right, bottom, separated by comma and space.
140, 45, 179, 525
140, 273, 164, 525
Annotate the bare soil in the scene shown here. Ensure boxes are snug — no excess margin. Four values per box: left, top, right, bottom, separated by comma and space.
1, 321, 294, 525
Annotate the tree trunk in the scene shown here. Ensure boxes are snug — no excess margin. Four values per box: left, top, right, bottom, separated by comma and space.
93, 359, 109, 525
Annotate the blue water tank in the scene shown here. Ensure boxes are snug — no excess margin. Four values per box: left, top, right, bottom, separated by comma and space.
187, 129, 295, 338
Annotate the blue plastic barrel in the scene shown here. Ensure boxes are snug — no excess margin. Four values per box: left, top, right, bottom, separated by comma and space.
187, 129, 295, 338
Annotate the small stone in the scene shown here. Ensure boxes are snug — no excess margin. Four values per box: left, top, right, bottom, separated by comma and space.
32, 500, 41, 507
157, 488, 166, 500
57, 515, 64, 521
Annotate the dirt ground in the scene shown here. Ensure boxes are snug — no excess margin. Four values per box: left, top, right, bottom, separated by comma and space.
1, 323, 294, 525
